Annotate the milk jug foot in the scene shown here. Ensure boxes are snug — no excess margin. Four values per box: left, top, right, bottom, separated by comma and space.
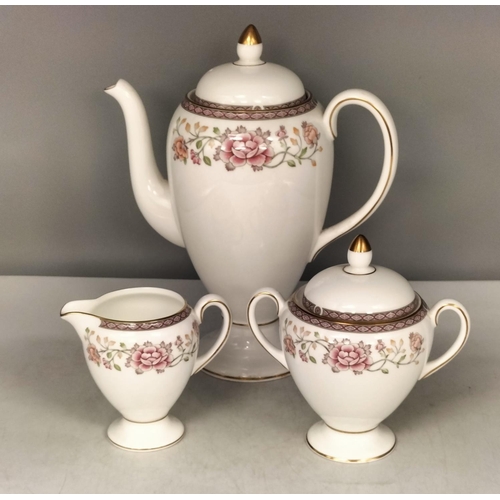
107, 415, 185, 452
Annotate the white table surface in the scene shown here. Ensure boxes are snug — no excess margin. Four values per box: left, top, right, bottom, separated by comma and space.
0, 277, 498, 493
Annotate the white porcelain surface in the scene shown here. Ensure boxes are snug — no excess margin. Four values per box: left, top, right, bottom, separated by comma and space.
196, 42, 305, 105
61, 287, 231, 451
105, 30, 399, 381
307, 422, 396, 463
304, 244, 415, 313
248, 240, 470, 461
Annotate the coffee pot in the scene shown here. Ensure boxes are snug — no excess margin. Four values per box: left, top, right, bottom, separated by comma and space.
106, 25, 398, 381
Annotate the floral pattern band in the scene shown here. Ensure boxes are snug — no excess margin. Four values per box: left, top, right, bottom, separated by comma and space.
99, 306, 192, 331
282, 318, 425, 375
172, 119, 322, 171
84, 322, 199, 374
181, 90, 318, 120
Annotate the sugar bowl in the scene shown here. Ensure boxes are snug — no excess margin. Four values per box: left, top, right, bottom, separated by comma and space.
248, 235, 470, 463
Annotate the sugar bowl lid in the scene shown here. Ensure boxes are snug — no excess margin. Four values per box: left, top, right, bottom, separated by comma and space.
194, 25, 306, 106
298, 235, 421, 324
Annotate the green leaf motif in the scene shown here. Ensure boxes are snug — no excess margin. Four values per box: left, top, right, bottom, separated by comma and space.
310, 356, 317, 364
301, 343, 306, 350
184, 357, 189, 362
120, 343, 126, 348
300, 147, 307, 157
382, 368, 389, 374
85, 328, 90, 333
196, 139, 202, 149
287, 160, 296, 167
106, 352, 112, 359
213, 127, 220, 134
114, 364, 121, 371
399, 355, 406, 363
314, 332, 320, 338
203, 156, 212, 166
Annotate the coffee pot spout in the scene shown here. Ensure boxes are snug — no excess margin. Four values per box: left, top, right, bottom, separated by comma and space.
105, 79, 185, 248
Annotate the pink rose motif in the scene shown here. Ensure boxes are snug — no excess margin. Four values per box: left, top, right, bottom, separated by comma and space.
323, 340, 372, 374
172, 136, 188, 162
409, 333, 424, 352
102, 358, 112, 370
302, 121, 320, 147
190, 149, 201, 165
276, 125, 288, 140
299, 350, 308, 363
283, 334, 296, 357
126, 341, 173, 374
218, 129, 274, 171
87, 344, 100, 366
376, 340, 386, 351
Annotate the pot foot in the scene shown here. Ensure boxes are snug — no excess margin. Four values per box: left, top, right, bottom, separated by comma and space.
107, 415, 185, 452
306, 421, 396, 463
202, 322, 289, 382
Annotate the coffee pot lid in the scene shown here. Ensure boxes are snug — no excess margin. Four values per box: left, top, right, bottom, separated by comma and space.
299, 235, 420, 322
194, 25, 306, 107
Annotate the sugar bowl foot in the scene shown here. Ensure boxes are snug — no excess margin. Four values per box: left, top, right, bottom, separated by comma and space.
107, 415, 185, 452
306, 422, 396, 464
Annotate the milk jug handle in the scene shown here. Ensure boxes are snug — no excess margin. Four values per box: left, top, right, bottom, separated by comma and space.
192, 294, 232, 375
309, 89, 398, 261
247, 288, 288, 369
419, 300, 470, 380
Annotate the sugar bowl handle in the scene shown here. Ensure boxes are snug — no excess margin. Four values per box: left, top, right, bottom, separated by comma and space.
310, 89, 398, 261
192, 294, 232, 374
419, 300, 470, 380
247, 288, 288, 369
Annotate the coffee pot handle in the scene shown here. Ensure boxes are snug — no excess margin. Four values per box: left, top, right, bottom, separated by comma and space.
419, 300, 470, 380
247, 288, 288, 369
192, 294, 232, 375
309, 89, 398, 261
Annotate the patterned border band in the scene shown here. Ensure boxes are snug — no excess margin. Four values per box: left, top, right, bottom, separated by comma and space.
181, 90, 318, 120
301, 293, 421, 324
288, 300, 427, 334
99, 306, 192, 331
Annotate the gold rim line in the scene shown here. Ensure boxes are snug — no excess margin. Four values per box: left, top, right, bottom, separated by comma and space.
108, 431, 185, 453
124, 415, 169, 425
421, 303, 470, 379
233, 317, 279, 327
60, 297, 189, 325
297, 287, 423, 326
196, 299, 232, 374
312, 96, 395, 261
325, 423, 378, 434
291, 289, 427, 328
342, 265, 377, 276
202, 367, 290, 382
306, 434, 396, 464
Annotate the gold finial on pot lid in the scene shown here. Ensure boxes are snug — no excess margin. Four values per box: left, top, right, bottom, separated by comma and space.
349, 234, 371, 253
238, 24, 262, 45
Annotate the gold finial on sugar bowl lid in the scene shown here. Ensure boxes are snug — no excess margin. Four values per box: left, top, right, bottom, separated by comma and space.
238, 24, 262, 45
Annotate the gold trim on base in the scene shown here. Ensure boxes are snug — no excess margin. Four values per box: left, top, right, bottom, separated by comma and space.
306, 434, 396, 464
202, 367, 290, 383
325, 423, 378, 434
108, 430, 185, 453
233, 317, 279, 328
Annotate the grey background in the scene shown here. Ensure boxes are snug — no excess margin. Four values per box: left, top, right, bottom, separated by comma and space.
1, 6, 499, 280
